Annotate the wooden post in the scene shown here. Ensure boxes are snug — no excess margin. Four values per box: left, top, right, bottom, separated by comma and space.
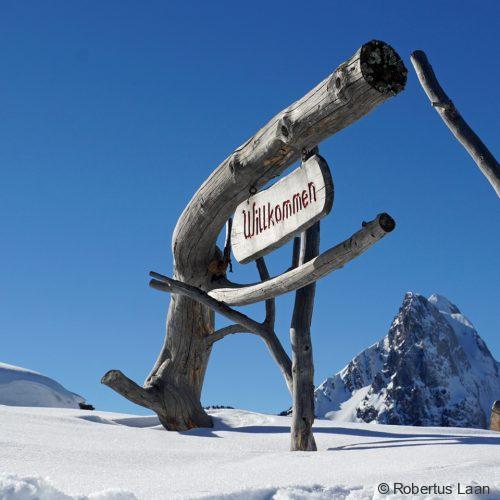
411, 50, 500, 196
490, 401, 500, 432
290, 221, 320, 451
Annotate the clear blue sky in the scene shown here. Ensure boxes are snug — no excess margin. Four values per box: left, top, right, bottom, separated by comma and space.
1, 1, 498, 415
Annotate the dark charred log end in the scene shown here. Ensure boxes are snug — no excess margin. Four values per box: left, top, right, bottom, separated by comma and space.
378, 213, 396, 233
360, 40, 407, 95
411, 50, 426, 61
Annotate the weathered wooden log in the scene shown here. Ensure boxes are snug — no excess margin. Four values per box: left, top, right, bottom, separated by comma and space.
411, 50, 500, 197
103, 40, 406, 430
490, 401, 500, 432
290, 222, 319, 451
101, 369, 212, 431
208, 213, 395, 306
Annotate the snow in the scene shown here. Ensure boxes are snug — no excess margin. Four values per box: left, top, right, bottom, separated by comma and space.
324, 386, 370, 423
0, 363, 84, 409
1, 406, 499, 499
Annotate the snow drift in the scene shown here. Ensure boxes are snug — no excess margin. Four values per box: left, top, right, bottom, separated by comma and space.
315, 293, 499, 428
1, 406, 499, 499
0, 362, 86, 409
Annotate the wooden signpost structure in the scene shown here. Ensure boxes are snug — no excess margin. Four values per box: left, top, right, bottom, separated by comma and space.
102, 40, 407, 451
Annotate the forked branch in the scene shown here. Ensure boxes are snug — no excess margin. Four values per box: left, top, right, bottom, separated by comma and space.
149, 273, 265, 336
149, 271, 292, 390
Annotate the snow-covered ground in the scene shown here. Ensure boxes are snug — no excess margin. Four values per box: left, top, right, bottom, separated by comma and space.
1, 406, 499, 499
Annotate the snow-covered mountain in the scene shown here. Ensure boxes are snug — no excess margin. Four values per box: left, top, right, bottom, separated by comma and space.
315, 293, 499, 429
0, 362, 87, 409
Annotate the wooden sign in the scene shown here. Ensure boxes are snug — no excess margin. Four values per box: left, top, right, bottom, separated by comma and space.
231, 154, 333, 263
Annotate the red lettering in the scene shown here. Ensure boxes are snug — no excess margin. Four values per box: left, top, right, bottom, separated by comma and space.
302, 189, 309, 207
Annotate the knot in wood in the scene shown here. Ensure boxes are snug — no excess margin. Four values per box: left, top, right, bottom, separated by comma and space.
208, 258, 229, 279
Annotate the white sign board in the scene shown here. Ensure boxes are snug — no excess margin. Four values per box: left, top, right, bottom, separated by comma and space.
231, 154, 334, 264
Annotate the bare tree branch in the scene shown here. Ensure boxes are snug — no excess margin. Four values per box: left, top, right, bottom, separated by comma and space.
411, 50, 499, 197
208, 213, 395, 306
149, 274, 265, 335
290, 237, 301, 270
101, 370, 161, 412
208, 324, 251, 344
256, 257, 275, 329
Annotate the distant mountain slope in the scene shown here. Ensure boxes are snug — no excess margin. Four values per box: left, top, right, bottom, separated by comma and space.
315, 293, 499, 429
0, 362, 86, 408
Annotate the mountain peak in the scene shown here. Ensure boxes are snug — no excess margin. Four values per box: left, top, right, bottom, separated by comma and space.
315, 293, 499, 429
428, 293, 461, 314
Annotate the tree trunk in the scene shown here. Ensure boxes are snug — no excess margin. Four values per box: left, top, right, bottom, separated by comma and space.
102, 40, 407, 431
290, 222, 320, 451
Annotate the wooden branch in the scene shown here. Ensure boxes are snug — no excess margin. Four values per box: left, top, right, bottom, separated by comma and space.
290, 222, 319, 452
101, 370, 161, 412
291, 237, 301, 269
207, 324, 251, 344
223, 218, 233, 272
208, 213, 395, 306
149, 274, 265, 336
410, 50, 500, 197
256, 257, 275, 328
261, 332, 292, 393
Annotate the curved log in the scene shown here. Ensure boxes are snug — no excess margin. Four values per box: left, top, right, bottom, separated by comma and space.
173, 40, 406, 280
411, 50, 499, 197
208, 213, 395, 306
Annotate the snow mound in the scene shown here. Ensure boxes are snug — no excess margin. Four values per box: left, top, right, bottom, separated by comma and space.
206, 484, 373, 499
0, 474, 136, 500
0, 362, 85, 409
